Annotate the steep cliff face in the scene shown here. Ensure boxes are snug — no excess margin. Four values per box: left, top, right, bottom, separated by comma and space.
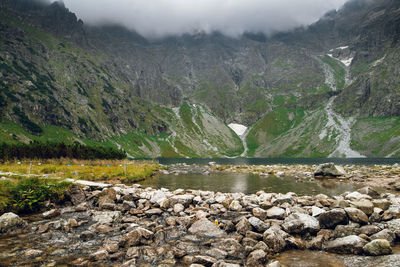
0, 0, 399, 158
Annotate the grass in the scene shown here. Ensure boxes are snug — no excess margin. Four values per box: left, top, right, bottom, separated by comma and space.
0, 159, 160, 182
321, 55, 346, 90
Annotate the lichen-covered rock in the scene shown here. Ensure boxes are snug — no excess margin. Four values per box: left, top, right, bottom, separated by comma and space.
363, 239, 392, 256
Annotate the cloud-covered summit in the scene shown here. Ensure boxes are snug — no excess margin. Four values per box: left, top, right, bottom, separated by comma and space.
54, 0, 348, 38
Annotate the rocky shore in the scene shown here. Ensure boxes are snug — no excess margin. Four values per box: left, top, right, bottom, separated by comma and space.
163, 162, 400, 192
1, 177, 400, 266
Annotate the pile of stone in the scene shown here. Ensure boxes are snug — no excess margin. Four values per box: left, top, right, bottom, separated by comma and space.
1, 182, 400, 266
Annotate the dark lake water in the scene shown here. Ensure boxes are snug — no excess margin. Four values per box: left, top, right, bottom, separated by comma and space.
139, 172, 359, 196
156, 158, 400, 165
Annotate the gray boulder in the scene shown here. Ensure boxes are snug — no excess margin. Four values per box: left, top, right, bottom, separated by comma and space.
189, 218, 226, 238
282, 213, 320, 234
324, 235, 368, 254
314, 163, 345, 177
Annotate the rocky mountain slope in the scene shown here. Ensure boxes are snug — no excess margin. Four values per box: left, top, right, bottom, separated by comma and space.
0, 0, 399, 158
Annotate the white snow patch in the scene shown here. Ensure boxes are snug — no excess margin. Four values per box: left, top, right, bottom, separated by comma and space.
319, 129, 327, 140
338, 46, 349, 50
340, 57, 353, 67
228, 123, 247, 137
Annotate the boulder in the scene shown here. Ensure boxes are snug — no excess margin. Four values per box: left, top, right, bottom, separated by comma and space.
344, 207, 369, 224
235, 218, 252, 235
363, 239, 392, 256
246, 249, 267, 266
266, 207, 286, 219
248, 217, 269, 233
0, 212, 28, 234
351, 200, 374, 216
314, 163, 345, 177
324, 235, 368, 254
263, 226, 288, 253
252, 207, 268, 220
228, 200, 242, 211
372, 199, 391, 211
189, 218, 226, 238
282, 213, 320, 234
318, 208, 348, 229
212, 238, 244, 258
370, 229, 396, 246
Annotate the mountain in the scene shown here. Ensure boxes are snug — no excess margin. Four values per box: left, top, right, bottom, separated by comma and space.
0, 0, 399, 158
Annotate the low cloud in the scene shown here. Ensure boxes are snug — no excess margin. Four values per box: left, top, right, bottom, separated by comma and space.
55, 0, 348, 38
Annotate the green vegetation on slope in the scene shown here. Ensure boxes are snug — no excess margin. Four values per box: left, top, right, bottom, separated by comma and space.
351, 116, 400, 157
321, 55, 346, 90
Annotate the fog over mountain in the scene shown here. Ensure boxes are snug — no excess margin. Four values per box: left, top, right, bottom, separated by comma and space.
51, 0, 348, 38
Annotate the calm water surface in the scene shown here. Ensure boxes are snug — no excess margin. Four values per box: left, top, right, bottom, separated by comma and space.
156, 158, 400, 165
139, 172, 359, 196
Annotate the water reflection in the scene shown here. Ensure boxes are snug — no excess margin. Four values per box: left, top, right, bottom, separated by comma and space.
139, 173, 359, 196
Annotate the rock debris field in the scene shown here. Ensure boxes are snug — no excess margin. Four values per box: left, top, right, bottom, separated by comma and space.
1, 166, 400, 267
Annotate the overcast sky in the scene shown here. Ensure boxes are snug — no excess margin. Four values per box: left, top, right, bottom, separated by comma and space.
53, 0, 349, 38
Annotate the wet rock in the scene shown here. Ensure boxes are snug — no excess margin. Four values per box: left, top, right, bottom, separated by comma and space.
306, 235, 325, 250
189, 218, 226, 238
263, 226, 288, 253
246, 249, 267, 266
42, 209, 60, 219
370, 229, 396, 246
324, 235, 368, 254
314, 163, 345, 177
266, 207, 286, 219
318, 208, 348, 229
282, 212, 320, 234
363, 239, 392, 256
0, 212, 28, 234
344, 207, 369, 224
248, 217, 269, 232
